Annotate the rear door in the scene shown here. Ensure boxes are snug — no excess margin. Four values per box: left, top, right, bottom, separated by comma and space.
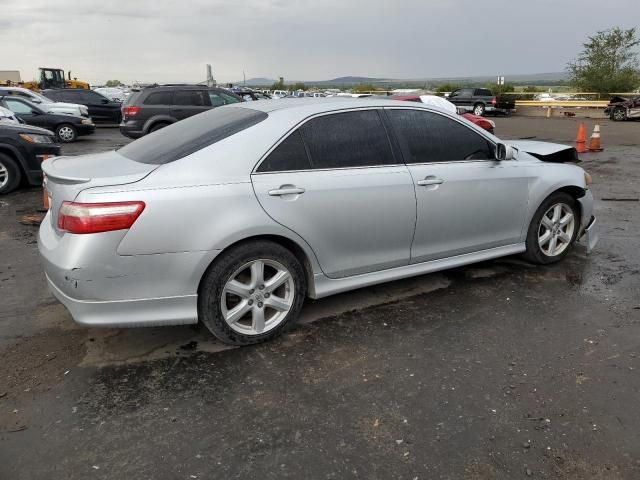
172, 90, 210, 120
386, 108, 531, 263
251, 109, 416, 279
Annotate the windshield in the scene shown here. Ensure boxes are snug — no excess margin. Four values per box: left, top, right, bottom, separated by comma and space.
32, 91, 53, 103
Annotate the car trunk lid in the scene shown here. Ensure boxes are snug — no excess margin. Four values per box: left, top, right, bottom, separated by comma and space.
42, 150, 158, 231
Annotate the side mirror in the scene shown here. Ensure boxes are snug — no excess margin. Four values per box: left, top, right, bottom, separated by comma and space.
496, 143, 515, 161
101, 98, 109, 104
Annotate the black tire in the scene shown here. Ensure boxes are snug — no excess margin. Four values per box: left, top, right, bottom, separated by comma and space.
611, 106, 627, 122
473, 103, 486, 116
198, 240, 307, 345
149, 122, 169, 133
522, 192, 580, 265
55, 123, 77, 143
0, 153, 22, 195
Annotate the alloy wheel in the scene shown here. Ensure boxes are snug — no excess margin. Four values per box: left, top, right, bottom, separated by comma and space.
538, 203, 575, 257
0, 161, 8, 189
58, 126, 75, 142
220, 259, 295, 335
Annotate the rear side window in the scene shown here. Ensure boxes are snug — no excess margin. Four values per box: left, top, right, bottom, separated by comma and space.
144, 91, 173, 105
118, 107, 268, 165
174, 90, 207, 106
388, 109, 493, 163
257, 130, 311, 172
474, 89, 493, 96
300, 110, 394, 169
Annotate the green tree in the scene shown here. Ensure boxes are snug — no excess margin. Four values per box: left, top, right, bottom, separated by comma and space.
568, 27, 640, 93
105, 79, 123, 87
353, 83, 378, 93
523, 85, 541, 93
290, 82, 306, 91
270, 78, 285, 90
435, 83, 461, 94
487, 82, 515, 95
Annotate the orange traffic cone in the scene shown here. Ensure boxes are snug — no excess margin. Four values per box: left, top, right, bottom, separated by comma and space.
575, 122, 587, 153
588, 124, 604, 152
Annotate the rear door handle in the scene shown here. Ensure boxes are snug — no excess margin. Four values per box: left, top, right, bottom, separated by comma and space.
268, 187, 306, 196
417, 177, 444, 186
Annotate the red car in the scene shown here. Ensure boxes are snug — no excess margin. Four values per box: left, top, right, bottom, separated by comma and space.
389, 95, 495, 134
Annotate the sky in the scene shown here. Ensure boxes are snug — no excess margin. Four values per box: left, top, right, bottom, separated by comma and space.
2, 0, 639, 85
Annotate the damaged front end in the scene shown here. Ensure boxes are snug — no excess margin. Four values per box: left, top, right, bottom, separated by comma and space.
507, 140, 580, 163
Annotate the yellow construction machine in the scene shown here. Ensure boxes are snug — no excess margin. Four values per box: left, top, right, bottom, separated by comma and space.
1, 67, 90, 91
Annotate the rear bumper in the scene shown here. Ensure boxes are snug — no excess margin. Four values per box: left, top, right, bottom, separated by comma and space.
45, 274, 198, 327
119, 123, 144, 139
38, 212, 220, 327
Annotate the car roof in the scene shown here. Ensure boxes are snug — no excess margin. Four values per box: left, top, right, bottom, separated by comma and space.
234, 97, 437, 114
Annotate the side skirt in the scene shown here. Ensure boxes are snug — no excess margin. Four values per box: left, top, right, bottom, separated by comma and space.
309, 243, 526, 299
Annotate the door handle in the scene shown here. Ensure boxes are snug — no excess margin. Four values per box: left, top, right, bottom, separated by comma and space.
417, 177, 444, 186
268, 187, 306, 196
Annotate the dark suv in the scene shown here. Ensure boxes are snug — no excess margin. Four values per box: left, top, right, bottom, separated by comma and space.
42, 89, 122, 123
119, 85, 243, 139
447, 88, 515, 116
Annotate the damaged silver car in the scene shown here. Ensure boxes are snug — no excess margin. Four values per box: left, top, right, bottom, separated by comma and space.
38, 98, 598, 345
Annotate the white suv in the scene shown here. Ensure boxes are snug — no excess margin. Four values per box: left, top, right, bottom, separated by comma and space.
0, 87, 89, 118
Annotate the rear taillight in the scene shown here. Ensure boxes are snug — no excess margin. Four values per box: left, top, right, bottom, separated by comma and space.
122, 106, 140, 120
491, 97, 497, 105
57, 201, 145, 234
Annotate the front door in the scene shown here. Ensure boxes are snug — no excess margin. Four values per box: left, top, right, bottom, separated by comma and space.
251, 109, 416, 279
386, 108, 531, 263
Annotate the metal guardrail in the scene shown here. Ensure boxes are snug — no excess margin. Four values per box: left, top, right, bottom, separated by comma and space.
514, 100, 610, 118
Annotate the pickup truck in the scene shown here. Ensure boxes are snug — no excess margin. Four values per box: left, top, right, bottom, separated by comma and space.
446, 88, 515, 116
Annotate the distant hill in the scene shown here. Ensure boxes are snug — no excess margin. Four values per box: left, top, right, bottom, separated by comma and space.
240, 72, 569, 88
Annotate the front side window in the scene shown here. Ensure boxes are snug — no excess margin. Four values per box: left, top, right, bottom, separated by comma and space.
257, 130, 311, 172
5, 98, 35, 114
175, 90, 207, 106
219, 92, 241, 105
300, 110, 394, 169
388, 109, 493, 163
208, 93, 225, 107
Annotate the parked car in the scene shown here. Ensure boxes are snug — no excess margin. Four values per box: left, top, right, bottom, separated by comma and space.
0, 87, 90, 118
42, 88, 122, 123
93, 87, 129, 102
0, 106, 20, 125
39, 98, 597, 346
0, 122, 60, 194
0, 96, 95, 143
119, 85, 242, 139
447, 88, 515, 116
230, 88, 271, 101
390, 95, 496, 133
604, 96, 640, 121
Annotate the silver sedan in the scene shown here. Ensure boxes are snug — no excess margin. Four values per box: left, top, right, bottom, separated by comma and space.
38, 98, 598, 345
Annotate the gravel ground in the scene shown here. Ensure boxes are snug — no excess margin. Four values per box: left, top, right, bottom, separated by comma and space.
0, 118, 638, 479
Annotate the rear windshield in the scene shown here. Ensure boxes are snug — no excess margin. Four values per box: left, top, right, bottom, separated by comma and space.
118, 106, 268, 165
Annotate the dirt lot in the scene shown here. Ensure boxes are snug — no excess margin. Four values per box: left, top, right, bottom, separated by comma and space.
0, 118, 639, 479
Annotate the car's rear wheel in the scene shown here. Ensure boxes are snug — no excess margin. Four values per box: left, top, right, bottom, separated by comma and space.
199, 240, 306, 345
149, 122, 169, 133
523, 192, 579, 264
473, 103, 485, 116
0, 153, 22, 195
611, 106, 627, 121
55, 124, 77, 143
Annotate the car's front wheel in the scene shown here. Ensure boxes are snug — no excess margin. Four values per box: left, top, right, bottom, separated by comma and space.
611, 106, 627, 121
523, 192, 579, 264
199, 240, 306, 345
55, 124, 77, 143
0, 153, 22, 195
